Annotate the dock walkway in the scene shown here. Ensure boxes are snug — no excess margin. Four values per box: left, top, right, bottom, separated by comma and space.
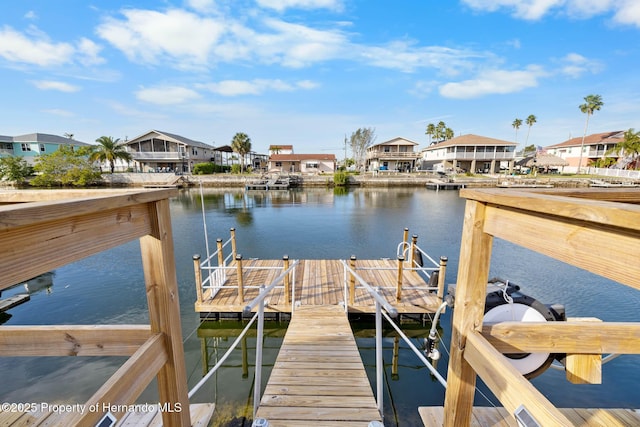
255, 305, 381, 426
195, 259, 442, 317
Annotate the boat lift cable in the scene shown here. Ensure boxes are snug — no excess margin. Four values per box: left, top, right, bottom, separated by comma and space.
199, 181, 211, 261
188, 311, 259, 399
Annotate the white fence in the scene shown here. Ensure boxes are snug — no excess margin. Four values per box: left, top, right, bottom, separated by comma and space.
591, 167, 640, 180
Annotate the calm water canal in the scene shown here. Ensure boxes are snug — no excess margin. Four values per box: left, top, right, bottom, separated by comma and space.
1, 187, 639, 426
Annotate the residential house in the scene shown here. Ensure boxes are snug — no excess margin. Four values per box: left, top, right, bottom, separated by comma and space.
268, 153, 336, 174
212, 145, 268, 171
545, 131, 625, 172
420, 134, 516, 174
366, 137, 421, 172
124, 130, 215, 173
0, 133, 90, 165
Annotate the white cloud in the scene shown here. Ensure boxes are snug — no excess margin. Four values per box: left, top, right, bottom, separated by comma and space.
32, 80, 81, 92
256, 0, 344, 12
77, 38, 105, 66
0, 26, 105, 68
359, 41, 483, 74
135, 85, 201, 105
24, 11, 37, 20
0, 25, 74, 66
612, 0, 640, 27
202, 78, 319, 96
252, 18, 350, 68
462, 0, 640, 26
462, 0, 563, 20
186, 0, 218, 13
439, 66, 545, 98
96, 9, 224, 68
558, 53, 603, 78
42, 109, 74, 117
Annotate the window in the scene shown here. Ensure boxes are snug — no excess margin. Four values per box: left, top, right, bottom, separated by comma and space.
39, 144, 45, 152
275, 162, 282, 167
21, 143, 31, 152
305, 162, 318, 169
384, 146, 391, 152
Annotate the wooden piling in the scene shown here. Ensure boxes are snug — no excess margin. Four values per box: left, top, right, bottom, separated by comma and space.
283, 255, 290, 305
438, 256, 448, 303
230, 228, 237, 259
411, 234, 418, 267
349, 255, 356, 305
396, 256, 404, 302
193, 254, 203, 304
216, 238, 224, 266
236, 254, 244, 302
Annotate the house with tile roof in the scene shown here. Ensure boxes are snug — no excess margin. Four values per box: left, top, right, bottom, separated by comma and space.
0, 133, 90, 165
124, 130, 216, 173
365, 137, 421, 172
544, 131, 625, 172
420, 134, 516, 174
268, 153, 336, 174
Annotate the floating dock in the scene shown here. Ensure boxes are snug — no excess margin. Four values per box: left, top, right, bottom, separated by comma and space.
426, 179, 466, 191
194, 258, 444, 319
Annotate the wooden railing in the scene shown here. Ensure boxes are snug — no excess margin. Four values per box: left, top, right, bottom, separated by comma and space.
444, 187, 640, 426
0, 189, 190, 426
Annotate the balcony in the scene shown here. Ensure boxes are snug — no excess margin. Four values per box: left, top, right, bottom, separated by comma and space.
367, 151, 419, 160
129, 151, 190, 161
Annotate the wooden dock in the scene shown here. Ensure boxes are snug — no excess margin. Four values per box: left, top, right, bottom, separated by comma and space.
195, 258, 442, 317
419, 406, 640, 426
255, 305, 382, 426
0, 293, 30, 313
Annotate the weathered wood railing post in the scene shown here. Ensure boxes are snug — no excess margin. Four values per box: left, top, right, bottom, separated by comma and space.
443, 200, 492, 427
140, 198, 191, 426
403, 227, 409, 246
193, 254, 203, 304
349, 255, 357, 305
236, 254, 244, 302
283, 255, 291, 305
216, 238, 224, 266
410, 234, 418, 267
396, 255, 404, 302
230, 228, 237, 260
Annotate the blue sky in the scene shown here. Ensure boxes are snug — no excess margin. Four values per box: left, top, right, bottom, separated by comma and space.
1, 0, 639, 157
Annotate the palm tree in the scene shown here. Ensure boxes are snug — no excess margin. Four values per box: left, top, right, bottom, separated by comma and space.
524, 115, 536, 147
609, 128, 640, 169
444, 127, 454, 140
90, 136, 132, 173
577, 94, 604, 172
512, 118, 522, 145
435, 121, 446, 142
231, 132, 252, 172
425, 123, 436, 145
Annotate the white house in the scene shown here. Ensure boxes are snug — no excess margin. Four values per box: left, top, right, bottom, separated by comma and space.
268, 153, 336, 174
124, 130, 216, 173
420, 134, 516, 174
545, 131, 625, 172
365, 137, 421, 172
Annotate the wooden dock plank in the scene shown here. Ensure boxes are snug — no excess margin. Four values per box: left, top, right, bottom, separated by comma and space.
419, 406, 640, 426
256, 305, 381, 426
196, 259, 442, 315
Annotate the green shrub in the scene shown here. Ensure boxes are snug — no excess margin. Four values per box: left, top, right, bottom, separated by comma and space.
193, 162, 215, 175
231, 164, 242, 174
333, 170, 349, 186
